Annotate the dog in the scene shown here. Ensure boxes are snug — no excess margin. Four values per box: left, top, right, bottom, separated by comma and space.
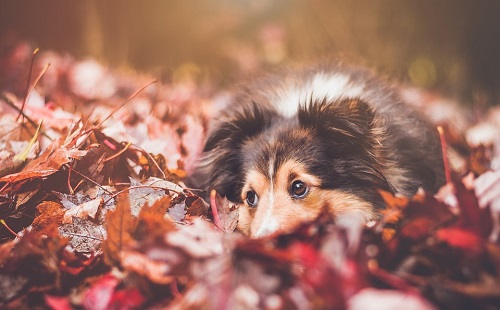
194, 62, 445, 238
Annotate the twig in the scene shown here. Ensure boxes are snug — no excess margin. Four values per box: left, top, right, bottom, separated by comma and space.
68, 166, 114, 195
437, 126, 451, 184
103, 185, 183, 207
0, 219, 19, 237
17, 62, 51, 138
104, 142, 132, 162
130, 144, 167, 179
97, 80, 157, 127
210, 189, 222, 230
17, 48, 39, 121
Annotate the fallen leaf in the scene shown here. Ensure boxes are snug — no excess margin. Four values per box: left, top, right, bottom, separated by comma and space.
32, 201, 65, 232
62, 197, 103, 224
0, 140, 86, 183
44, 295, 72, 310
135, 196, 175, 240
210, 190, 239, 233
83, 274, 119, 310
102, 193, 136, 266
59, 217, 106, 253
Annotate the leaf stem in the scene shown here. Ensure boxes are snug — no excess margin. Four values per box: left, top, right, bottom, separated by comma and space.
0, 219, 19, 237
437, 126, 451, 184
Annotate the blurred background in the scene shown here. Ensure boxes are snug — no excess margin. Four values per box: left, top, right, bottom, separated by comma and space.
1, 0, 499, 105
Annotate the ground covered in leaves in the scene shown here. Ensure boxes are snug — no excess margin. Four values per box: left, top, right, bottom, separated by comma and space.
1, 41, 500, 309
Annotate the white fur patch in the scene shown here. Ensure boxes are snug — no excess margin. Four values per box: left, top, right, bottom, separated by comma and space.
273, 73, 366, 118
254, 158, 279, 238
254, 215, 279, 238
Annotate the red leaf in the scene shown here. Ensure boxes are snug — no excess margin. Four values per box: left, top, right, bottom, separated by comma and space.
436, 227, 482, 252
454, 180, 493, 239
109, 288, 145, 310
45, 295, 72, 310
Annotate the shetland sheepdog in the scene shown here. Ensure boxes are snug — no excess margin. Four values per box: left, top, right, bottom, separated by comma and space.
194, 62, 445, 238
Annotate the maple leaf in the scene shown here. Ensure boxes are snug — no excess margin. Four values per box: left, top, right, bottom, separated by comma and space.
453, 180, 493, 239
102, 193, 137, 266
31, 201, 65, 232
135, 196, 175, 240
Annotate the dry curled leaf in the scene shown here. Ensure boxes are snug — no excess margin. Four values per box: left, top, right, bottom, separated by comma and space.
210, 190, 239, 233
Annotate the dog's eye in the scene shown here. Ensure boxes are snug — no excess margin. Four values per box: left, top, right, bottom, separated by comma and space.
291, 180, 308, 198
246, 190, 259, 207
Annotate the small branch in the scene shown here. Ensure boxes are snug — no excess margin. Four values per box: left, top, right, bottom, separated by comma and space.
437, 126, 451, 184
17, 48, 41, 121
17, 48, 38, 121
97, 80, 157, 127
210, 189, 222, 230
0, 219, 19, 237
104, 142, 132, 162
103, 184, 183, 207
68, 166, 113, 195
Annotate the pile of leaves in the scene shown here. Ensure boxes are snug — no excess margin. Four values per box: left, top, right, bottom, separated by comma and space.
1, 41, 500, 309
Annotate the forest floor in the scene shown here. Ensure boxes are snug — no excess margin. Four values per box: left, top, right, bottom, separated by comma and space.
1, 42, 500, 309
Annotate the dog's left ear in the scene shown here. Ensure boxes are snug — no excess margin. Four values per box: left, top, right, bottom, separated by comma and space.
299, 98, 393, 192
298, 98, 377, 144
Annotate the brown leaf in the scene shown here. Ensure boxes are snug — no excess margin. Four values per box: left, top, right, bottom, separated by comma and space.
0, 225, 69, 302
0, 140, 86, 183
210, 190, 239, 233
102, 193, 137, 266
186, 195, 209, 217
32, 201, 65, 232
135, 196, 175, 240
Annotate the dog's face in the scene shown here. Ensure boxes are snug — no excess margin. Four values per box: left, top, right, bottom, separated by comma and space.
200, 98, 392, 238
237, 147, 377, 237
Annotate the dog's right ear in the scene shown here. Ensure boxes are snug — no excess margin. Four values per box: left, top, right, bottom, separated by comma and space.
204, 102, 275, 152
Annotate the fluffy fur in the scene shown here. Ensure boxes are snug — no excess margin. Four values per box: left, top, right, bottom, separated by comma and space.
192, 62, 445, 237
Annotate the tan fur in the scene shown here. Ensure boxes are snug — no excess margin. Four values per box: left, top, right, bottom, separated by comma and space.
237, 160, 376, 238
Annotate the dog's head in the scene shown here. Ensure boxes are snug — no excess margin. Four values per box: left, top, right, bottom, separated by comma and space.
198, 98, 391, 237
